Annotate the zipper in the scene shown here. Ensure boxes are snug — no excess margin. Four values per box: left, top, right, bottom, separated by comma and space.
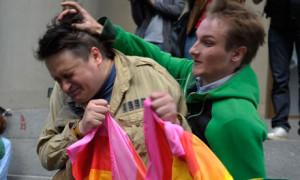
186, 94, 210, 121
183, 73, 192, 99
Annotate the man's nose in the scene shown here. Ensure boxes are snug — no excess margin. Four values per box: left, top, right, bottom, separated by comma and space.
61, 80, 71, 92
189, 41, 200, 56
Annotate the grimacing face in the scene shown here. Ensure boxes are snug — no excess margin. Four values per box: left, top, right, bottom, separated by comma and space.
45, 50, 103, 103
189, 18, 240, 85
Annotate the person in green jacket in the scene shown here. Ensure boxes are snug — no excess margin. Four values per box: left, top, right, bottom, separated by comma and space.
59, 0, 268, 179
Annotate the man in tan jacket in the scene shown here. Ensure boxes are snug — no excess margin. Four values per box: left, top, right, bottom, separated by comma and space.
35, 12, 190, 180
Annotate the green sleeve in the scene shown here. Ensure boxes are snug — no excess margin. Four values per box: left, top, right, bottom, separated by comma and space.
207, 102, 267, 179
0, 138, 5, 159
98, 17, 194, 88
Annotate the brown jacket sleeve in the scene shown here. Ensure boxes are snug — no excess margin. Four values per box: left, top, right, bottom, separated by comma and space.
36, 83, 79, 171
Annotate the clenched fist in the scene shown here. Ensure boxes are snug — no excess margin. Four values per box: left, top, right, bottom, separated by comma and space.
78, 99, 109, 136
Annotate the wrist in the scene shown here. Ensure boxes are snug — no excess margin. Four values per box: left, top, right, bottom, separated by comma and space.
78, 120, 86, 136
71, 120, 83, 139
94, 24, 103, 35
175, 114, 183, 125
97, 17, 118, 41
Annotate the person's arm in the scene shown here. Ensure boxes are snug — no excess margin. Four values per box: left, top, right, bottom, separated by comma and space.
207, 107, 267, 179
58, 2, 194, 88
103, 20, 193, 88
36, 83, 78, 171
99, 17, 194, 88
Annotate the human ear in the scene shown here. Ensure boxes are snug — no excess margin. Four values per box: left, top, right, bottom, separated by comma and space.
90, 47, 103, 67
231, 46, 247, 63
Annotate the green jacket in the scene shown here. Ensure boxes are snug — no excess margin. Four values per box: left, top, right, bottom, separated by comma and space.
99, 17, 268, 180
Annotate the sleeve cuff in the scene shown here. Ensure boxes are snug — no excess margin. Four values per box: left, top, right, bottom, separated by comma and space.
97, 16, 118, 41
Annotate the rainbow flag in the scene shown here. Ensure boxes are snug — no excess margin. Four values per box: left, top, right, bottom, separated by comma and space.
66, 114, 146, 180
143, 98, 233, 180
67, 98, 232, 180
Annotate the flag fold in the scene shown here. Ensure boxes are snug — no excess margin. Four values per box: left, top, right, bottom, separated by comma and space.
67, 98, 233, 180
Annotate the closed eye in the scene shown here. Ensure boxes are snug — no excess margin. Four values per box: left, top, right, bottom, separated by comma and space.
202, 40, 214, 47
63, 72, 73, 79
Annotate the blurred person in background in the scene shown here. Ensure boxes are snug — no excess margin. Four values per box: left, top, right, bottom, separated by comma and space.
254, 0, 300, 139
129, 0, 185, 54
0, 113, 11, 180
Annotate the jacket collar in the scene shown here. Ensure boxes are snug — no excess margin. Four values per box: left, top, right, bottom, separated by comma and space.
109, 50, 136, 116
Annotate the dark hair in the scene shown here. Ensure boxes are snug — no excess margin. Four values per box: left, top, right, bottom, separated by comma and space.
207, 0, 265, 66
0, 114, 7, 135
35, 13, 115, 61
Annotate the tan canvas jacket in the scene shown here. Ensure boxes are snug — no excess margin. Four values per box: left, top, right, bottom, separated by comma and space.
36, 50, 190, 180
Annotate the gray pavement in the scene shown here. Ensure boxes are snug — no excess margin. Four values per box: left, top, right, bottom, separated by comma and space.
3, 110, 300, 180
264, 119, 300, 180
3, 109, 57, 180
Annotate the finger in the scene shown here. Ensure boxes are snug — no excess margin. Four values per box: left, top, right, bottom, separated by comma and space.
80, 116, 103, 135
91, 105, 109, 115
155, 105, 175, 117
90, 99, 108, 106
149, 91, 166, 100
156, 109, 176, 122
57, 9, 78, 21
150, 92, 168, 107
85, 100, 108, 116
151, 95, 172, 110
61, 1, 88, 15
82, 109, 106, 125
71, 23, 90, 31
92, 119, 103, 127
90, 112, 106, 122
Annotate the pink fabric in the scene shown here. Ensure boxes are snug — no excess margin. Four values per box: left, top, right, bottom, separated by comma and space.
143, 98, 185, 179
67, 114, 146, 180
143, 99, 163, 180
67, 126, 100, 164
159, 114, 185, 156
107, 113, 144, 180
67, 98, 231, 180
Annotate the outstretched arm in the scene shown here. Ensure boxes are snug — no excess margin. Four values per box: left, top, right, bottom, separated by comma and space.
107, 22, 193, 88
58, 1, 194, 88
